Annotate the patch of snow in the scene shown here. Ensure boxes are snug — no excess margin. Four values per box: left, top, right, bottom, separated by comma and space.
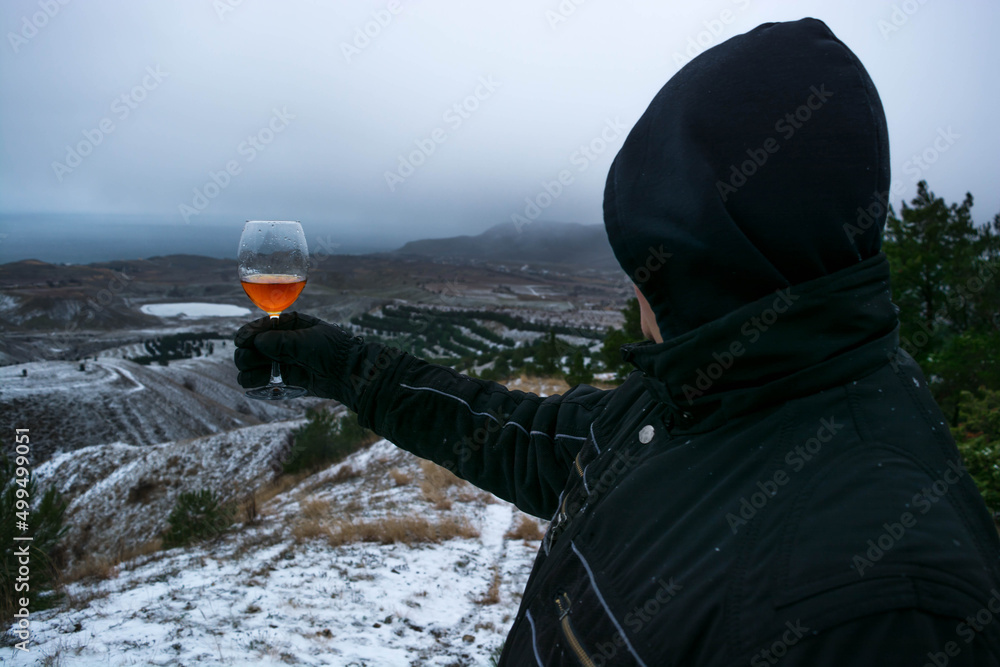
10, 438, 546, 666
140, 302, 253, 318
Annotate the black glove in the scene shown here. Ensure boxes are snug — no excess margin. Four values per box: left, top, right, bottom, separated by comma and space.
234, 312, 400, 411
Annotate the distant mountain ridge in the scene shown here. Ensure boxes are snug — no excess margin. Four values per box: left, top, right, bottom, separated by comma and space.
392, 220, 619, 270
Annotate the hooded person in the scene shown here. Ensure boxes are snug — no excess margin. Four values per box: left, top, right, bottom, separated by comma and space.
234, 17, 1000, 666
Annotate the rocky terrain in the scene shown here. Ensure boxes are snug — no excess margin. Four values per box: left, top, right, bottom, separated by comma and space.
0, 220, 632, 665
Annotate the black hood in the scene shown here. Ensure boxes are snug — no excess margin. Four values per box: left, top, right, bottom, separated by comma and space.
604, 17, 890, 340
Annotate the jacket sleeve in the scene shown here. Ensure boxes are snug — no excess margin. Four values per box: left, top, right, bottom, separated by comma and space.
354, 346, 613, 519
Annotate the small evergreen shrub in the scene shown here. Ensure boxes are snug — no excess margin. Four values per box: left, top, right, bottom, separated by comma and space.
951, 388, 1000, 515
282, 409, 377, 475
162, 489, 235, 548
0, 452, 67, 623
565, 349, 594, 387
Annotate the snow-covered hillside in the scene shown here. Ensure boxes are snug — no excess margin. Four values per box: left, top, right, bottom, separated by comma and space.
0, 341, 324, 463
33, 419, 301, 569
3, 439, 545, 666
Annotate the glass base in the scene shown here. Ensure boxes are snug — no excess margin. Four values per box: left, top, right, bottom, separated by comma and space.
245, 383, 308, 400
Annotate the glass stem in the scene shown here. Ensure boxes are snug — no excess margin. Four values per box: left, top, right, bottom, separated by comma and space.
268, 315, 283, 386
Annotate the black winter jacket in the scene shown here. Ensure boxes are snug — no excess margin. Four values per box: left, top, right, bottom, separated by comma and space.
348, 17, 1000, 666
355, 254, 1000, 665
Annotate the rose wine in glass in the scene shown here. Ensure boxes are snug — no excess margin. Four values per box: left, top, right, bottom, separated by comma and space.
238, 220, 309, 400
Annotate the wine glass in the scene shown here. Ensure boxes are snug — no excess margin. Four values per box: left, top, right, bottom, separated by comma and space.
238, 220, 309, 400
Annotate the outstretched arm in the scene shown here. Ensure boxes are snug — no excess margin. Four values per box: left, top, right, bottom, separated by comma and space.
234, 313, 613, 518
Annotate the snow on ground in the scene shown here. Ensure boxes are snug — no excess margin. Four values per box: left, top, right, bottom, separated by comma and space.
140, 303, 253, 318
2, 439, 546, 666
33, 419, 300, 568
0, 347, 320, 462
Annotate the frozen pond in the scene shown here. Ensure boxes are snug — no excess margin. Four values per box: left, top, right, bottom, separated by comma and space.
140, 302, 253, 318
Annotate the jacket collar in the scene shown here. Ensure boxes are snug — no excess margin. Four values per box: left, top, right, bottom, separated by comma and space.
620, 253, 900, 433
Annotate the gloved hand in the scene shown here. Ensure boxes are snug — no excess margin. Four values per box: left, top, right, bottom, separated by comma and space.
234, 312, 394, 411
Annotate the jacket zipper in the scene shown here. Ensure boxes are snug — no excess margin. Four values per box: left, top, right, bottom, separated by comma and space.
556, 592, 596, 667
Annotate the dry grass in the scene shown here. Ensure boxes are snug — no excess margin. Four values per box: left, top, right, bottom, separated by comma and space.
300, 498, 334, 521
455, 488, 497, 505
62, 537, 164, 585
475, 562, 502, 605
63, 555, 119, 584
233, 527, 286, 560
325, 515, 479, 547
291, 499, 337, 544
256, 470, 313, 507
292, 518, 328, 544
55, 537, 167, 613
330, 464, 362, 484
291, 503, 480, 547
419, 459, 466, 509
419, 459, 463, 490
241, 491, 259, 525
503, 373, 619, 394
389, 468, 412, 486
504, 515, 545, 542
298, 464, 362, 498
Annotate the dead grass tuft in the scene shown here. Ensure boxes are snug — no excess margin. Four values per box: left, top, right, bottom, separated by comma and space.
326, 515, 478, 547
233, 527, 286, 559
418, 459, 466, 509
300, 498, 333, 521
256, 471, 312, 506
475, 562, 502, 605
419, 459, 462, 490
504, 514, 545, 542
330, 465, 361, 484
292, 520, 328, 544
241, 491, 259, 525
62, 537, 163, 585
389, 468, 412, 486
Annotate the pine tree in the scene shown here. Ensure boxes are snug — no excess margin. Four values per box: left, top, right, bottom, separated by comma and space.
600, 297, 644, 381
565, 349, 593, 387
883, 180, 1000, 418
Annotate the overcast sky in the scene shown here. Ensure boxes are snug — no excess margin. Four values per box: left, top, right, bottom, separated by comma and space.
1, 0, 998, 258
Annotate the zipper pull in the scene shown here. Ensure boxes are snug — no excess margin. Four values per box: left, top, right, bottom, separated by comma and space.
555, 592, 572, 619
